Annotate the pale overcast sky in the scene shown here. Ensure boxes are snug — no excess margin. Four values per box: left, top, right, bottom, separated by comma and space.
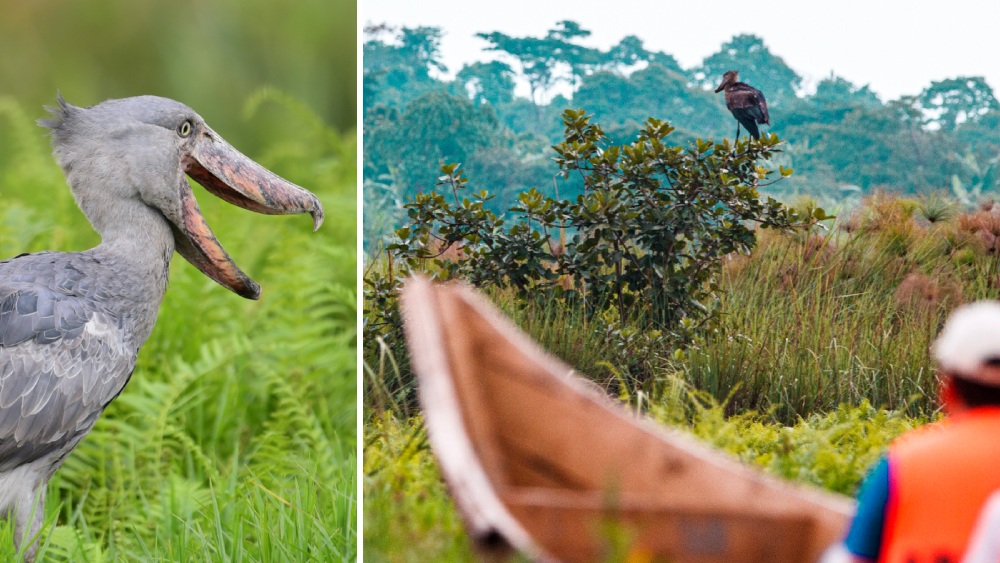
363, 0, 1000, 102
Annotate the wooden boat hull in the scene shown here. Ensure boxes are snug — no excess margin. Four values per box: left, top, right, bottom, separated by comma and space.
402, 277, 855, 562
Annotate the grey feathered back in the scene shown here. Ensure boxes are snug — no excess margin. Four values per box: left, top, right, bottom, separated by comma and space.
0, 252, 137, 474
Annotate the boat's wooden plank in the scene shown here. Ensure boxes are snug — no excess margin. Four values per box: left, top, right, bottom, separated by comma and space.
402, 277, 856, 562
505, 496, 813, 563
403, 278, 552, 560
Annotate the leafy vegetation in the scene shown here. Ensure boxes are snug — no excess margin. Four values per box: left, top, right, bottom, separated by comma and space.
366, 185, 1000, 418
364, 393, 924, 561
363, 15, 1000, 563
363, 180, 1000, 555
361, 117, 992, 562
366, 112, 831, 409
0, 92, 356, 561
364, 415, 474, 562
363, 22, 1000, 247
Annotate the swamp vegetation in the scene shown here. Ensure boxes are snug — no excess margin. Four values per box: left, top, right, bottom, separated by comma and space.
364, 121, 1000, 560
361, 16, 1000, 562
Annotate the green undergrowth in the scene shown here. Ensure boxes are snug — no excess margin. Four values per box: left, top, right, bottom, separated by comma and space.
366, 192, 1000, 422
0, 93, 356, 561
364, 392, 925, 561
362, 192, 983, 558
363, 416, 473, 562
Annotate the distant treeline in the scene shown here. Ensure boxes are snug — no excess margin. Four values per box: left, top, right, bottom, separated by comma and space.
363, 22, 1000, 246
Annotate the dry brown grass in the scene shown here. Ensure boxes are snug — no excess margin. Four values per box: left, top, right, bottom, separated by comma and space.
956, 203, 1000, 254
721, 251, 753, 280
855, 191, 917, 232
894, 271, 964, 314
802, 233, 834, 263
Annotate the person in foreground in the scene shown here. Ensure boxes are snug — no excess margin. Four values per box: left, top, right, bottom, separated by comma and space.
963, 489, 1000, 562
830, 301, 1000, 562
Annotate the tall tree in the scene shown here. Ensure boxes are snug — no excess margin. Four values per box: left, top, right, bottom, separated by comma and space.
811, 75, 881, 109
477, 21, 602, 106
476, 31, 560, 108
604, 34, 648, 69
455, 61, 516, 106
603, 34, 683, 74
364, 91, 517, 199
778, 74, 882, 131
800, 103, 957, 193
363, 25, 448, 109
574, 64, 729, 142
955, 110, 1000, 154
546, 20, 602, 90
363, 25, 446, 78
919, 76, 999, 131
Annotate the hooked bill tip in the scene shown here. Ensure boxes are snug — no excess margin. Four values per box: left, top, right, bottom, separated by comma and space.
240, 281, 262, 300
309, 194, 325, 231
311, 209, 324, 232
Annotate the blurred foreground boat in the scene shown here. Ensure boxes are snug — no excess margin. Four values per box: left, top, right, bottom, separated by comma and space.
401, 277, 855, 562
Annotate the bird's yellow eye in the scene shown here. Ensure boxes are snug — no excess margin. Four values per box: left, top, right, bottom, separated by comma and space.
178, 120, 192, 137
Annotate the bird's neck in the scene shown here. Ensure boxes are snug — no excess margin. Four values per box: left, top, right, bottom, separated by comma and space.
84, 197, 175, 345
90, 197, 175, 269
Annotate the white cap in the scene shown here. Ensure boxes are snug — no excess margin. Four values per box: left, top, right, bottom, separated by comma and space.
933, 301, 1000, 385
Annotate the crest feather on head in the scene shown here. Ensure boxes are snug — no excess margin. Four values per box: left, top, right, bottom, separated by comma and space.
37, 92, 83, 141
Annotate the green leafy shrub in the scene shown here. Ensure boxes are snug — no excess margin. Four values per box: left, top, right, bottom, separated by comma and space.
365, 111, 824, 406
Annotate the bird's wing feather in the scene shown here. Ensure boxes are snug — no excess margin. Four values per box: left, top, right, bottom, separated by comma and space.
754, 87, 770, 124
728, 84, 770, 124
744, 104, 767, 124
0, 286, 134, 472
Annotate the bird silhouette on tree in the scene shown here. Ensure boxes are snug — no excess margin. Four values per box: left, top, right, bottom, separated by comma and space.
715, 70, 770, 140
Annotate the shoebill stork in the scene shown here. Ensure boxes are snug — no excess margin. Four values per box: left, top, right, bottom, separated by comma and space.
715, 70, 770, 140
0, 95, 323, 561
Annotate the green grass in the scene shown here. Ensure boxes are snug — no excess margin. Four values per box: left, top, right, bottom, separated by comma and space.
363, 191, 1000, 558
0, 93, 356, 561
0, 0, 355, 136
363, 415, 473, 562
364, 391, 924, 561
690, 195, 998, 419
366, 192, 1000, 422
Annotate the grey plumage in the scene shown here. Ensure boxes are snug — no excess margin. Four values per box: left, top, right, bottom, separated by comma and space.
0, 252, 155, 562
0, 253, 146, 473
0, 95, 323, 561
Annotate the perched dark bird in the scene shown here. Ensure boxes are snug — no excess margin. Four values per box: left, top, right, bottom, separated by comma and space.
0, 95, 323, 561
715, 70, 770, 140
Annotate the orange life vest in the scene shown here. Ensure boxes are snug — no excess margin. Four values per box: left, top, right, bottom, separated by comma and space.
880, 407, 1000, 563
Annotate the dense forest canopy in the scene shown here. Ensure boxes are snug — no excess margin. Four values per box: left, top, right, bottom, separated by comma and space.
363, 22, 1000, 248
